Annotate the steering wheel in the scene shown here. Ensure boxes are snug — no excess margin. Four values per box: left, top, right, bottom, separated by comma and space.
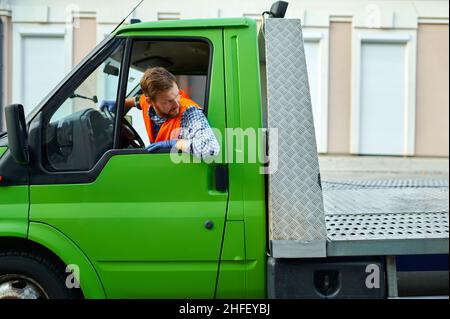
100, 106, 145, 149
103, 107, 114, 122
122, 119, 145, 149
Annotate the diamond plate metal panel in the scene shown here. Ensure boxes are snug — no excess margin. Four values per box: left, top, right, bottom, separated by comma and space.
326, 212, 449, 256
323, 180, 449, 215
323, 179, 449, 256
322, 179, 449, 191
326, 212, 449, 241
263, 18, 327, 257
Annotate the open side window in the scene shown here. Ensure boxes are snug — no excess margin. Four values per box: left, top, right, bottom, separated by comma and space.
120, 38, 212, 149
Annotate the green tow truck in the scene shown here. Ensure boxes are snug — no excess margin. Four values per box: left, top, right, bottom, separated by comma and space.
0, 2, 448, 299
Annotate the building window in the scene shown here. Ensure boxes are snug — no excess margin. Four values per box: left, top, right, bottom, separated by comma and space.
359, 41, 406, 155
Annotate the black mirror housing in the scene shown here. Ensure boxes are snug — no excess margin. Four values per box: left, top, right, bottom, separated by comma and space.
269, 1, 289, 18
5, 104, 29, 165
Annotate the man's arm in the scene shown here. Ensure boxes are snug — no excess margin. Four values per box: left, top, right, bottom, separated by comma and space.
178, 106, 220, 158
125, 97, 138, 112
99, 96, 139, 113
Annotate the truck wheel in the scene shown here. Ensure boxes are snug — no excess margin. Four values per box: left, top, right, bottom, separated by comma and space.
0, 251, 78, 299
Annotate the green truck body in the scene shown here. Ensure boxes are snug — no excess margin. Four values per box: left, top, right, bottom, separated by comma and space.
0, 15, 448, 299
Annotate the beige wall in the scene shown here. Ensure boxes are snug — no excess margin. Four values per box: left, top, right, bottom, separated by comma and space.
71, 17, 97, 112
73, 17, 97, 65
415, 24, 449, 157
1, 14, 12, 130
327, 21, 352, 154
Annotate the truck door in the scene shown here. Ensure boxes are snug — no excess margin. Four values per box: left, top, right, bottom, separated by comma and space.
28, 30, 228, 298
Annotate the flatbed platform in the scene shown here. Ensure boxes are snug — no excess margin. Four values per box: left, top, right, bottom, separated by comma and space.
322, 179, 449, 257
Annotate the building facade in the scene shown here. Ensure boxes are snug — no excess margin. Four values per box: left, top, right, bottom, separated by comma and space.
0, 0, 448, 157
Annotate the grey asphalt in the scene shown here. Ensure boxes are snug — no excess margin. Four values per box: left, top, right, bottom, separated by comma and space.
319, 155, 449, 182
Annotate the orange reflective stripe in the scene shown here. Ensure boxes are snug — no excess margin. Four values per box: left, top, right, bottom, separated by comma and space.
179, 89, 201, 110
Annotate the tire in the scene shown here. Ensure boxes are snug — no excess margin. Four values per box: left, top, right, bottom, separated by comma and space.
0, 251, 79, 299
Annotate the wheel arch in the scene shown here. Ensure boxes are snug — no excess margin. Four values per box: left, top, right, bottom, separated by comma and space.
0, 222, 106, 298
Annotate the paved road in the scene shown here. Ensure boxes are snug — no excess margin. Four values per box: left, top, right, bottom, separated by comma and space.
319, 155, 449, 182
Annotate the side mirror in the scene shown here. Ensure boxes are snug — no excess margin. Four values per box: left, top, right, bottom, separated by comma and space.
269, 1, 288, 18
5, 104, 29, 165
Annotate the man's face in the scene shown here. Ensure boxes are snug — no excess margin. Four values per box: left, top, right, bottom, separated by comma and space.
147, 82, 181, 119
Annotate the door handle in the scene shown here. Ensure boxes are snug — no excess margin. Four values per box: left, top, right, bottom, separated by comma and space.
214, 165, 228, 192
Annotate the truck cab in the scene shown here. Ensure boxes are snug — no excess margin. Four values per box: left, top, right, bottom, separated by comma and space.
0, 17, 267, 299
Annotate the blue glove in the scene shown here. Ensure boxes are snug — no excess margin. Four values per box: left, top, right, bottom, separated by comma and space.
146, 139, 177, 153
99, 100, 116, 113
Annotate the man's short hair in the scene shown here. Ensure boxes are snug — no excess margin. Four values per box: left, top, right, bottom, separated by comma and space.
140, 67, 178, 101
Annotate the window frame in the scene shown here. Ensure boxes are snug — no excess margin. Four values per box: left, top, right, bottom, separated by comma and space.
116, 36, 214, 151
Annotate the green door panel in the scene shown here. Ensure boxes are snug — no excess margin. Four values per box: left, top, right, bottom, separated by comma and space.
216, 221, 246, 298
28, 222, 106, 298
0, 185, 28, 238
31, 154, 227, 298
30, 28, 228, 298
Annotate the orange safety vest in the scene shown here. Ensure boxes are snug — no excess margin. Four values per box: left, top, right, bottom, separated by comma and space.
138, 89, 201, 143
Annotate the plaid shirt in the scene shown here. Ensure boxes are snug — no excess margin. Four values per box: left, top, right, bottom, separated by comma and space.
147, 105, 220, 158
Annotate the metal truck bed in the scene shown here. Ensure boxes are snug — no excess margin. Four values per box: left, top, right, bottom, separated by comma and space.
261, 18, 449, 259
323, 179, 449, 257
